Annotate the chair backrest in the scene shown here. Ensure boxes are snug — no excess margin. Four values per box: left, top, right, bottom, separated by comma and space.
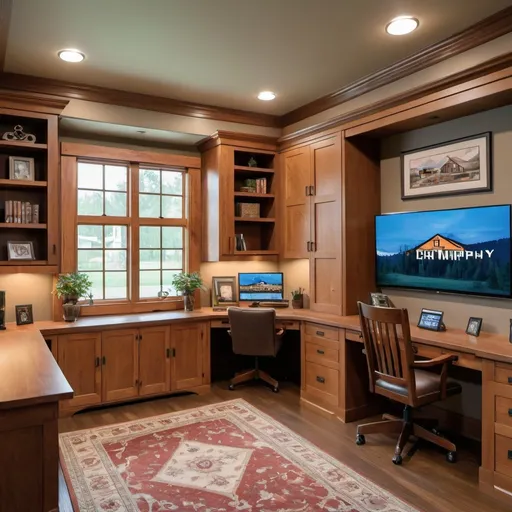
357, 302, 416, 401
227, 307, 278, 357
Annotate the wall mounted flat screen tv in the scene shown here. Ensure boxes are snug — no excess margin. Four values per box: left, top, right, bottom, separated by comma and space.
375, 205, 511, 298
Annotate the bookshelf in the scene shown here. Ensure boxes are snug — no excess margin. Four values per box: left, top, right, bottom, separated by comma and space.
200, 132, 279, 261
0, 108, 59, 273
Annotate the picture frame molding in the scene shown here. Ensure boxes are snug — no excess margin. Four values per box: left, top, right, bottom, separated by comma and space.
400, 132, 492, 200
15, 304, 34, 325
8, 155, 35, 181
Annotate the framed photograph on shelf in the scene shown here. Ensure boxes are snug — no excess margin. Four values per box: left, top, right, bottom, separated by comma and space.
8, 156, 35, 181
466, 317, 482, 337
15, 304, 33, 325
401, 133, 491, 200
212, 276, 238, 308
7, 241, 35, 260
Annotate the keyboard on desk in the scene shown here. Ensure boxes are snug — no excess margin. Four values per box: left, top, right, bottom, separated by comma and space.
258, 300, 289, 308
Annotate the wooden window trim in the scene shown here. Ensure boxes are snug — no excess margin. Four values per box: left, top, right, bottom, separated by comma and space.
57, 147, 201, 321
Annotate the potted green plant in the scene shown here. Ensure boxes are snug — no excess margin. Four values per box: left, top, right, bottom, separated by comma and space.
171, 272, 205, 312
55, 272, 93, 322
290, 288, 304, 309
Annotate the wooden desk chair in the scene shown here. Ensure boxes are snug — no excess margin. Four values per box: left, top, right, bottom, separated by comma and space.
227, 307, 285, 393
356, 302, 462, 465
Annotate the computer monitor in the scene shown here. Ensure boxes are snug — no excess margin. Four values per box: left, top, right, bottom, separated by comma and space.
238, 272, 284, 301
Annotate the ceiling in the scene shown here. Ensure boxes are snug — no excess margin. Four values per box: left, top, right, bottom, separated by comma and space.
4, 0, 512, 116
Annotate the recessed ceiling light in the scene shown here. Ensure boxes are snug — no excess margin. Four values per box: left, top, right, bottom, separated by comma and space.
258, 91, 276, 101
386, 16, 419, 36
58, 49, 85, 63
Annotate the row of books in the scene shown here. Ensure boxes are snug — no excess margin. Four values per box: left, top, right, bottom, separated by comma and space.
254, 178, 267, 194
235, 233, 247, 251
5, 201, 40, 224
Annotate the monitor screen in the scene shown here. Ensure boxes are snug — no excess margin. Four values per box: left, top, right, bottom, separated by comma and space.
375, 205, 512, 298
239, 272, 284, 301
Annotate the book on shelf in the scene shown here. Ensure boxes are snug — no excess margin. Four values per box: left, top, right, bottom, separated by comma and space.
4, 201, 38, 223
235, 234, 247, 251
255, 178, 267, 194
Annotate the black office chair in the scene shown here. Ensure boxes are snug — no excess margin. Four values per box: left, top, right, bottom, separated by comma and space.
227, 307, 285, 392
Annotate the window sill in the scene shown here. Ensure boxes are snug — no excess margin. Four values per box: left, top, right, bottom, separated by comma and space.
78, 299, 185, 317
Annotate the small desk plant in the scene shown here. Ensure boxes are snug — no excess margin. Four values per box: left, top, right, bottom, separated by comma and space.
55, 272, 93, 322
291, 287, 304, 309
171, 272, 205, 312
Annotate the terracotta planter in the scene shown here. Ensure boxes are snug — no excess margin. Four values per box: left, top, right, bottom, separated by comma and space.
292, 297, 303, 309
63, 303, 81, 322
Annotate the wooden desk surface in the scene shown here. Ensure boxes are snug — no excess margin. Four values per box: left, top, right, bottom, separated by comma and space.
0, 329, 73, 409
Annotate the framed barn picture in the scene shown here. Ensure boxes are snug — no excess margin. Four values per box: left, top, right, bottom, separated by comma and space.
401, 133, 491, 200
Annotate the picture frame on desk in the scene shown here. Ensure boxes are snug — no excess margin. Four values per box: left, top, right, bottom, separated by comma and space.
417, 308, 445, 332
212, 276, 238, 309
15, 304, 33, 325
370, 292, 391, 308
465, 317, 482, 337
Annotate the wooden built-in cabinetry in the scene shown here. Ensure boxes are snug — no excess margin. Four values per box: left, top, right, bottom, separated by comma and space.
280, 133, 380, 316
0, 108, 59, 273
200, 131, 279, 260
57, 322, 209, 414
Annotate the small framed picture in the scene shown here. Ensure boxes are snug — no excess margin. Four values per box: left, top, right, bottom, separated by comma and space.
9, 156, 35, 181
212, 276, 238, 307
370, 292, 391, 308
465, 317, 482, 337
15, 304, 33, 325
7, 241, 35, 260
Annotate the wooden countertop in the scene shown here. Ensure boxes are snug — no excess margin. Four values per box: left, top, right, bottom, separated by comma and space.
0, 329, 73, 409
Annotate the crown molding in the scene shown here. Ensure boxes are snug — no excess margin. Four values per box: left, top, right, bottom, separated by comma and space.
198, 130, 279, 153
0, 72, 281, 128
0, 89, 69, 115
278, 52, 512, 148
280, 6, 512, 127
0, 0, 12, 71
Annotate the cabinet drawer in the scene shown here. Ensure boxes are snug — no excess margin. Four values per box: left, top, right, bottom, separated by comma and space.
345, 329, 362, 342
412, 344, 441, 359
305, 323, 339, 341
496, 396, 512, 429
495, 363, 512, 385
495, 434, 512, 475
412, 344, 481, 371
305, 361, 339, 405
211, 319, 231, 329
211, 319, 299, 330
305, 342, 338, 368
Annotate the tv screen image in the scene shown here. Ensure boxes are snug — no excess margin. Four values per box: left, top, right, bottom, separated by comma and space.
376, 205, 511, 297
238, 272, 284, 301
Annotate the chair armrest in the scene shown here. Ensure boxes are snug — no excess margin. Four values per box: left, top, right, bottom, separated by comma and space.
412, 354, 458, 368
276, 328, 285, 337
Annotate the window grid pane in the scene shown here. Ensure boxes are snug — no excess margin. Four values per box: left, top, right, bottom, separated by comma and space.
77, 224, 128, 301
78, 161, 128, 217
139, 168, 185, 219
139, 226, 183, 298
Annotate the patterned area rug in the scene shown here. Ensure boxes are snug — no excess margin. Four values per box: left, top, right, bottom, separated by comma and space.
60, 399, 418, 512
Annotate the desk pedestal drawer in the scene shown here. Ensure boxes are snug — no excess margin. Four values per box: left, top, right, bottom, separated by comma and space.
495, 434, 512, 475
305, 362, 339, 406
210, 320, 299, 330
305, 342, 338, 368
495, 364, 512, 385
305, 323, 339, 341
496, 396, 512, 429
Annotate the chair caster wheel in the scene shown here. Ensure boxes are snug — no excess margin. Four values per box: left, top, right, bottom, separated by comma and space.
355, 434, 365, 446
272, 386, 279, 393
446, 451, 457, 463
392, 455, 403, 465
228, 384, 235, 391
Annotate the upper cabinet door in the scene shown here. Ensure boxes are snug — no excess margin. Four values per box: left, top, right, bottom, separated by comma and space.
282, 146, 311, 259
101, 329, 139, 402
309, 134, 343, 315
139, 326, 171, 396
170, 322, 205, 390
57, 332, 102, 409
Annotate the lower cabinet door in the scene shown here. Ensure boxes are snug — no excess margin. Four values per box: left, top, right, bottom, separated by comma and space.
58, 333, 102, 409
139, 326, 171, 396
171, 323, 205, 390
102, 329, 139, 402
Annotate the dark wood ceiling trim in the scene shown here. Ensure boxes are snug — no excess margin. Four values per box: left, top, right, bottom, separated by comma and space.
0, 0, 13, 71
0, 89, 69, 115
280, 6, 512, 127
279, 52, 512, 148
0, 72, 281, 128
198, 130, 279, 152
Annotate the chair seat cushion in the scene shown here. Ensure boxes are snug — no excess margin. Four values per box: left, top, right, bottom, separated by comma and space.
376, 369, 461, 399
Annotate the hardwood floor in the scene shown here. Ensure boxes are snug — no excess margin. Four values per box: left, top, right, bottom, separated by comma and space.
59, 382, 507, 512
